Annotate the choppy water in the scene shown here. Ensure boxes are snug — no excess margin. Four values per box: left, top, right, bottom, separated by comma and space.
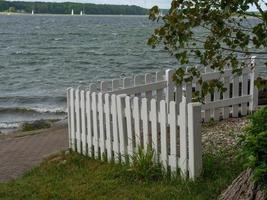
0, 15, 266, 132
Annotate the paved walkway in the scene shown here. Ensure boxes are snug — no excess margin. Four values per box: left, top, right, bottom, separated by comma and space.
0, 124, 68, 182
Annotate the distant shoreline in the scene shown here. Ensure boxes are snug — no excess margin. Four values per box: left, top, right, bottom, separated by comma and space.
0, 12, 148, 17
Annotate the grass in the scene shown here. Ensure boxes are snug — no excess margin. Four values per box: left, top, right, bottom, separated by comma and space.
0, 149, 244, 200
21, 120, 51, 132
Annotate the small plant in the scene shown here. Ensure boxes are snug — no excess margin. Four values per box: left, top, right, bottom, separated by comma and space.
129, 146, 163, 181
21, 120, 51, 132
239, 106, 267, 188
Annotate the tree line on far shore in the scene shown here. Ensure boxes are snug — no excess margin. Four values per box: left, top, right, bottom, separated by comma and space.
0, 1, 148, 15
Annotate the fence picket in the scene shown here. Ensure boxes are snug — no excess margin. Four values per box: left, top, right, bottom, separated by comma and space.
80, 90, 87, 155
98, 93, 105, 160
232, 76, 239, 117
111, 94, 120, 162
150, 99, 158, 159
86, 91, 93, 157
159, 100, 168, 169
179, 96, 188, 177
92, 92, 99, 158
125, 96, 134, 160
69, 88, 75, 150
223, 76, 230, 119
133, 97, 141, 148
117, 95, 127, 163
141, 98, 149, 151
169, 101, 177, 171
75, 89, 81, 153
241, 73, 249, 115
104, 94, 112, 161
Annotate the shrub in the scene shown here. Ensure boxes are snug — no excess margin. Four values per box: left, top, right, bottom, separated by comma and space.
240, 106, 267, 187
22, 120, 51, 132
128, 146, 163, 181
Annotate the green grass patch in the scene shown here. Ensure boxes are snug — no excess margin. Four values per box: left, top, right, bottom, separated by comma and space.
21, 120, 51, 132
0, 149, 244, 200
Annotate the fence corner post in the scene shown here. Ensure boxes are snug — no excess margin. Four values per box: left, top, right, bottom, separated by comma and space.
187, 102, 202, 180
249, 56, 258, 112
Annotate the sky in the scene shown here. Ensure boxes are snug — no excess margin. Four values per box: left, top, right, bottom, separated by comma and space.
8, 0, 267, 10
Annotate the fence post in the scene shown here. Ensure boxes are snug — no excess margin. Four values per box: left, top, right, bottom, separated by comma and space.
249, 56, 258, 112
187, 102, 202, 180
165, 69, 175, 111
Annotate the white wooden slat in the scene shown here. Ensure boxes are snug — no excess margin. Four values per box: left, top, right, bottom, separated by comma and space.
92, 92, 99, 158
204, 92, 211, 122
223, 76, 230, 119
75, 89, 81, 153
159, 100, 168, 169
104, 94, 112, 161
249, 56, 258, 112
86, 91, 93, 157
111, 94, 120, 163
232, 76, 239, 117
188, 102, 202, 180
241, 73, 249, 115
69, 88, 75, 150
117, 94, 127, 163
67, 88, 72, 148
98, 92, 105, 160
202, 95, 251, 110
125, 96, 134, 160
213, 89, 220, 121
169, 101, 177, 172
179, 96, 188, 177
80, 90, 87, 155
141, 98, 149, 151
133, 97, 141, 148
165, 69, 175, 110
150, 99, 158, 159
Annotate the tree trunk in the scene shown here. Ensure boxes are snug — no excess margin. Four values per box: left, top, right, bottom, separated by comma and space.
219, 169, 266, 200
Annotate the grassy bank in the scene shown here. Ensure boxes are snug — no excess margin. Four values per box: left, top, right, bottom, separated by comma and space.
0, 150, 243, 200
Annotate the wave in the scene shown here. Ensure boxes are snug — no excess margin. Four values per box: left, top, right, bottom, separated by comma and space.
0, 96, 66, 104
0, 122, 20, 129
0, 107, 67, 115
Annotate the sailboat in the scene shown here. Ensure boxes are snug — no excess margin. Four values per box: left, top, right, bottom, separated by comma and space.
80, 11, 83, 16
71, 9, 74, 15
31, 10, 34, 15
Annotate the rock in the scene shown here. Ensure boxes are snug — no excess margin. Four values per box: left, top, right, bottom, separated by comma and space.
219, 169, 266, 200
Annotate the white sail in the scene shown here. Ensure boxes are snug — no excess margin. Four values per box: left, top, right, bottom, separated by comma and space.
71, 9, 74, 15
80, 11, 83, 15
31, 10, 34, 15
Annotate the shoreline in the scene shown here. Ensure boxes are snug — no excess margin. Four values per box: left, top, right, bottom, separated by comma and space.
0, 12, 148, 17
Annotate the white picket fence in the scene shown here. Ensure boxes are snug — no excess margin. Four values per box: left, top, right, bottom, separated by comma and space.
86, 56, 258, 122
67, 56, 258, 180
67, 89, 202, 179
